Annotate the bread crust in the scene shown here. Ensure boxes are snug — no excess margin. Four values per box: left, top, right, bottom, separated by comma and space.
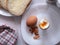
0, 0, 8, 10
0, 0, 2, 8
0, 1, 1, 8
8, 0, 32, 16
21, 0, 32, 16
6, 0, 8, 10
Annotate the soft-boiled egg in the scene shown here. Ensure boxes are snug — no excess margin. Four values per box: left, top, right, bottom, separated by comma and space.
39, 19, 49, 30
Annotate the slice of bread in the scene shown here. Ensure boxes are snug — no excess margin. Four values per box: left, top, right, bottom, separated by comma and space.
8, 0, 31, 16
0, 0, 8, 10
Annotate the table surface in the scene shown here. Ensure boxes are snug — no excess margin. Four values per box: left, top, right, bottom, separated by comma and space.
0, 0, 60, 45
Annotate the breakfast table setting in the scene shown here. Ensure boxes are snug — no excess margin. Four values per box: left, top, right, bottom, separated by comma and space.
0, 0, 60, 45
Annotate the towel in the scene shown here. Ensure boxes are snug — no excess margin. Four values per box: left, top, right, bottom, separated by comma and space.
0, 25, 17, 45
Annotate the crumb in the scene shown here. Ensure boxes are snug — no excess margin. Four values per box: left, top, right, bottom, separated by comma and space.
29, 26, 40, 39
33, 35, 40, 39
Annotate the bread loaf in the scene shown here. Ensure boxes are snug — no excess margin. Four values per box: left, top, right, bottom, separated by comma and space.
8, 0, 31, 16
0, 0, 31, 16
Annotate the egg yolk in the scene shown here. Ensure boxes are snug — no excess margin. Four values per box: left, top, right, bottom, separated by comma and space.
40, 21, 47, 28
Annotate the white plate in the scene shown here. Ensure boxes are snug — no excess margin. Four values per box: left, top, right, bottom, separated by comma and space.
21, 4, 60, 45
0, 9, 12, 16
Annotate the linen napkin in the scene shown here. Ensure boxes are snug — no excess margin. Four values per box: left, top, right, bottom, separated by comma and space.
0, 25, 17, 45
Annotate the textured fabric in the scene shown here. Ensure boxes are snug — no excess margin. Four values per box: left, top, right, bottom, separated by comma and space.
0, 30, 17, 45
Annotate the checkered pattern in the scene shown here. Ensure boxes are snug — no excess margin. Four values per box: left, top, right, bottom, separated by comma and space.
0, 30, 17, 45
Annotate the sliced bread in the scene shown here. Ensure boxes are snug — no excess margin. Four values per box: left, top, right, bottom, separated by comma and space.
8, 0, 31, 16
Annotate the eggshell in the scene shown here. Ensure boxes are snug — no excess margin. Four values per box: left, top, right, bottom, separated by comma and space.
26, 16, 37, 27
39, 19, 49, 30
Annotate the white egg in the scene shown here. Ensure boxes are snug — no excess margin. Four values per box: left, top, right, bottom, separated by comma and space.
39, 19, 49, 30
